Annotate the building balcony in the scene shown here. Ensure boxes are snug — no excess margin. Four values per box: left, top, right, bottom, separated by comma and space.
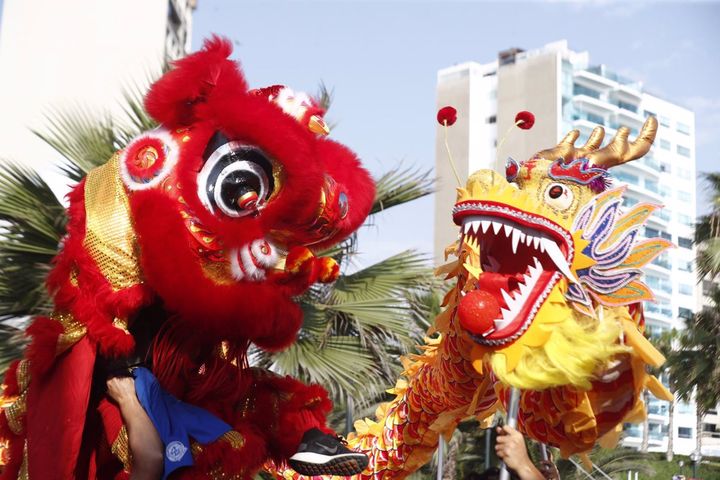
613, 83, 644, 102
573, 95, 618, 115
623, 156, 661, 179
574, 69, 616, 90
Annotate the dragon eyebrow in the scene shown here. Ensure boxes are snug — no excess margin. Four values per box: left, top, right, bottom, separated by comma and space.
548, 158, 611, 193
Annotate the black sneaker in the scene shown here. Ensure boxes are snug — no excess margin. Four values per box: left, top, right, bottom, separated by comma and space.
289, 428, 369, 476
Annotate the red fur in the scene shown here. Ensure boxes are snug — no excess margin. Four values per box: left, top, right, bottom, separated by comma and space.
145, 36, 243, 127
25, 316, 64, 376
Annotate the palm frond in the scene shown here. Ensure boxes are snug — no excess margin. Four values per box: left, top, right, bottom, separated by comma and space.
0, 163, 66, 319
372, 166, 434, 215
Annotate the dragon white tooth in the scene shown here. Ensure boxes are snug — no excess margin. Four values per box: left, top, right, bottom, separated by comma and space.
525, 235, 533, 246
471, 220, 481, 234
519, 231, 526, 243
481, 328, 495, 338
492, 221, 502, 234
511, 230, 520, 253
503, 224, 513, 237
501, 289, 514, 307
532, 237, 540, 249
541, 238, 579, 283
481, 220, 491, 233
464, 222, 472, 234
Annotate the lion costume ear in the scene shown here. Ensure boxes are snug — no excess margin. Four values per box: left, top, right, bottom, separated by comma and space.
145, 36, 247, 126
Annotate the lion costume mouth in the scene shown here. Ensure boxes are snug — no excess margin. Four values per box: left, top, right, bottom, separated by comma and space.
453, 201, 576, 345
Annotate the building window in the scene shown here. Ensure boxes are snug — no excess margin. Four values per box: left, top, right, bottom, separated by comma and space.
678, 307, 693, 319
614, 171, 639, 185
677, 145, 692, 157
586, 112, 605, 125
678, 237, 693, 249
679, 260, 693, 272
677, 167, 692, 180
573, 84, 601, 99
623, 196, 639, 208
660, 139, 671, 150
703, 280, 715, 296
645, 227, 659, 238
645, 179, 659, 194
677, 122, 691, 135
659, 116, 671, 128
487, 115, 496, 124
679, 284, 693, 296
617, 100, 638, 113
661, 231, 672, 241
677, 213, 693, 226
645, 110, 656, 118
678, 427, 693, 438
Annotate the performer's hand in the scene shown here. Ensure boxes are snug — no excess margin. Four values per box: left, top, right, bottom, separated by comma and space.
538, 459, 560, 480
106, 376, 139, 406
495, 425, 544, 480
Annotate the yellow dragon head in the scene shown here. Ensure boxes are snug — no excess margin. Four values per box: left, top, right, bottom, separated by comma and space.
451, 117, 672, 391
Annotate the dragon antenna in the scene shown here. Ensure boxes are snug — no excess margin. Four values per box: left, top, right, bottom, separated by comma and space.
496, 110, 535, 155
437, 106, 462, 187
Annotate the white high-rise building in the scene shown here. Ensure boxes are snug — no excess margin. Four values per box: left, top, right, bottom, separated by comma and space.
0, 0, 196, 194
434, 40, 715, 456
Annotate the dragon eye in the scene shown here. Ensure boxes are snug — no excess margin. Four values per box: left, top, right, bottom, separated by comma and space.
198, 141, 275, 217
544, 182, 573, 210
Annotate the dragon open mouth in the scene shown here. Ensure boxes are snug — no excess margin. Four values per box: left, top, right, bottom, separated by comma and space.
453, 201, 576, 346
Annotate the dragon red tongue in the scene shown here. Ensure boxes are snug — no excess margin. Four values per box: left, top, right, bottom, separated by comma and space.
458, 290, 500, 335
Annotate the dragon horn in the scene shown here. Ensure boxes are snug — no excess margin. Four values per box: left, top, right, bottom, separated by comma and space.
586, 116, 658, 168
536, 129, 579, 163
576, 126, 605, 158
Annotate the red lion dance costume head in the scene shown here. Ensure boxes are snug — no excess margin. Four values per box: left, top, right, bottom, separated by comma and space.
0, 37, 374, 479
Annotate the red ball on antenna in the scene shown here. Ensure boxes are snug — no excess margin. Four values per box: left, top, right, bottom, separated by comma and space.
437, 106, 457, 126
515, 111, 535, 130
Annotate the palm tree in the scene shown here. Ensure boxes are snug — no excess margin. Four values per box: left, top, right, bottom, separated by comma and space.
0, 83, 438, 412
695, 172, 720, 280
665, 287, 720, 457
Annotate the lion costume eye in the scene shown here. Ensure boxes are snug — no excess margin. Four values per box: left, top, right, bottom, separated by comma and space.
543, 182, 574, 210
198, 140, 276, 218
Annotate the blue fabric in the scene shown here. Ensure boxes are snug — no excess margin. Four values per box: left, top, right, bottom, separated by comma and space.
132, 367, 232, 479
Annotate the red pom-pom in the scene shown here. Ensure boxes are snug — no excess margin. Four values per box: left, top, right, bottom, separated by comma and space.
437, 106, 457, 126
457, 289, 500, 336
515, 111, 535, 130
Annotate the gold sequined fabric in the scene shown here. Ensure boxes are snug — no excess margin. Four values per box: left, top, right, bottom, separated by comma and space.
54, 312, 87, 355
15, 360, 29, 392
111, 426, 132, 472
84, 155, 142, 291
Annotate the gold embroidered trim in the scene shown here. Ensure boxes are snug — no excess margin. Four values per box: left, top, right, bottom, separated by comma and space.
16, 360, 30, 392
221, 430, 245, 449
17, 441, 28, 480
54, 312, 87, 355
84, 155, 142, 291
111, 425, 132, 472
5, 390, 27, 435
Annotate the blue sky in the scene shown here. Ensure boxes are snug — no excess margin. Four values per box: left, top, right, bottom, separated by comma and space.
191, 1, 719, 265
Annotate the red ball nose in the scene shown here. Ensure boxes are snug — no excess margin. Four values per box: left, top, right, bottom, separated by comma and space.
457, 289, 500, 335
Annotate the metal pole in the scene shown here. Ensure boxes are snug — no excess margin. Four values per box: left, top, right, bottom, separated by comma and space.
539, 443, 549, 462
484, 429, 491, 470
499, 387, 521, 480
345, 396, 354, 436
437, 437, 444, 480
